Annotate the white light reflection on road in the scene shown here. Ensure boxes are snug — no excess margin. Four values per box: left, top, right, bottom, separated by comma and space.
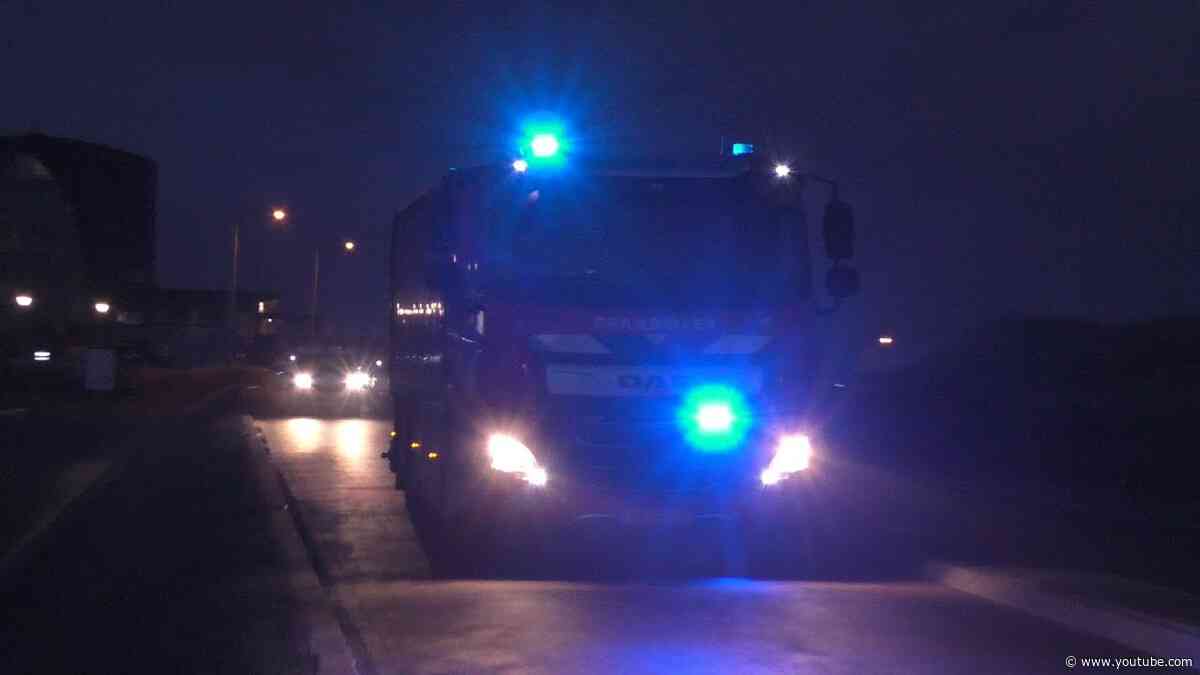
333, 419, 372, 475
284, 418, 322, 453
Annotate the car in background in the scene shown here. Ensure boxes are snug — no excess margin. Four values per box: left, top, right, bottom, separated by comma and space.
286, 352, 381, 396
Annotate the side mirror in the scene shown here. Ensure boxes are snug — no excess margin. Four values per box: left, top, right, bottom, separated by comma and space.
823, 199, 855, 261
826, 266, 860, 299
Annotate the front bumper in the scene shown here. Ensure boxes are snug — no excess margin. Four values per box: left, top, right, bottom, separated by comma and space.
460, 446, 820, 532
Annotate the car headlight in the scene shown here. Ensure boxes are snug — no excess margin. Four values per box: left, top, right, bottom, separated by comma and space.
486, 433, 548, 487
293, 372, 314, 389
760, 433, 812, 486
345, 370, 370, 391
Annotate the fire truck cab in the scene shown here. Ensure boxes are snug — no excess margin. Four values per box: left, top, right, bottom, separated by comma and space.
386, 140, 857, 566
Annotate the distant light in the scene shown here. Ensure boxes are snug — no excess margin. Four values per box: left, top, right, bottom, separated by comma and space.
293, 372, 314, 389
410, 441, 421, 449
94, 302, 111, 314
34, 350, 51, 362
530, 133, 560, 158
774, 163, 792, 178
272, 209, 287, 222
267, 317, 273, 323
14, 294, 33, 307
375, 359, 383, 367
878, 335, 894, 346
343, 240, 356, 252
426, 451, 439, 460
512, 159, 528, 173
257, 301, 265, 314
289, 354, 297, 361
731, 142, 754, 156
345, 370, 370, 391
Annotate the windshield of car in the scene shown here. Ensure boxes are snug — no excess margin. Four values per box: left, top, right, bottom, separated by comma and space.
481, 174, 805, 307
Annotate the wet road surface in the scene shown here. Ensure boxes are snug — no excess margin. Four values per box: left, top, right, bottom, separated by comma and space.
249, 388, 1146, 674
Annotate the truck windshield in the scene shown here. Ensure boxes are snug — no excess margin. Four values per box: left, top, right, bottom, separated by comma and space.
482, 174, 806, 308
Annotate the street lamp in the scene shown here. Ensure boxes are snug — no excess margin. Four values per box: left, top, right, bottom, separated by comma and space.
231, 207, 288, 330
343, 240, 356, 253
14, 294, 33, 308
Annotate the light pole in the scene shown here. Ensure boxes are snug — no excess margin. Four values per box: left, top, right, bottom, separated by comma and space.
311, 240, 357, 337
267, 208, 357, 338
230, 207, 288, 332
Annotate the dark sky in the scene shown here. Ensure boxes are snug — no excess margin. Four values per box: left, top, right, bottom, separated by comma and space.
3, 1, 1197, 346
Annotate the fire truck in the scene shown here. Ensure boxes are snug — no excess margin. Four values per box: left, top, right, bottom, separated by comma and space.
385, 133, 858, 567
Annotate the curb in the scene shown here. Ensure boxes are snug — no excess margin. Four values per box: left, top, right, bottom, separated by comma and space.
929, 563, 1200, 661
0, 382, 247, 581
241, 416, 365, 675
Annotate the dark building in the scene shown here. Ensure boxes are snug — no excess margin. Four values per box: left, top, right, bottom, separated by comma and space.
0, 132, 157, 293
2, 133, 158, 362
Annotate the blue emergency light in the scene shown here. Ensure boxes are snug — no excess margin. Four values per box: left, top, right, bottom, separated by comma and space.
530, 133, 560, 158
731, 142, 755, 156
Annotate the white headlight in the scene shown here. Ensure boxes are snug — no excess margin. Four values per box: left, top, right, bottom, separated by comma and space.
293, 372, 313, 389
345, 370, 370, 391
761, 434, 812, 486
486, 433, 548, 486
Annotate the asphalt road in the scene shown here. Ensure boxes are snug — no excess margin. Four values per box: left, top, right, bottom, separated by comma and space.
0, 380, 1180, 674
246, 386, 1149, 674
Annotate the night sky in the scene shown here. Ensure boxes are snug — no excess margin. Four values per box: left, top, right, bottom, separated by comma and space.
3, 1, 1196, 349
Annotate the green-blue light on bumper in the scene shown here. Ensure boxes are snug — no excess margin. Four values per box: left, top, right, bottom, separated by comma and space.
676, 384, 752, 453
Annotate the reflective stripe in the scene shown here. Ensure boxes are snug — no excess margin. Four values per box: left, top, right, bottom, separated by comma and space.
546, 365, 764, 397
703, 335, 772, 354
533, 334, 611, 354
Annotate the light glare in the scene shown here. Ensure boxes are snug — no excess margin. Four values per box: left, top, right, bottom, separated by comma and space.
774, 163, 792, 178
94, 302, 111, 314
761, 434, 813, 485
512, 159, 528, 173
293, 372, 314, 389
530, 133, 560, 158
15, 294, 33, 307
486, 433, 547, 486
696, 403, 735, 432
345, 370, 370, 391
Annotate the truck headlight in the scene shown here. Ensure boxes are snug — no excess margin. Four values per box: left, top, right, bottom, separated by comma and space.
760, 433, 812, 486
486, 433, 548, 487
345, 370, 371, 391
293, 372, 314, 389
